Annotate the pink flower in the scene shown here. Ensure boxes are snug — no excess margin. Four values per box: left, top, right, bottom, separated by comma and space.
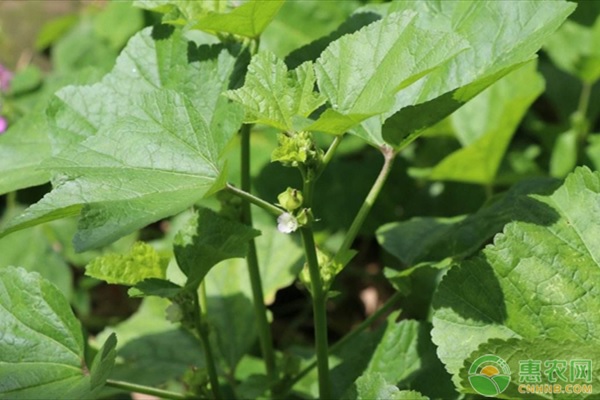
0, 116, 7, 134
0, 64, 12, 92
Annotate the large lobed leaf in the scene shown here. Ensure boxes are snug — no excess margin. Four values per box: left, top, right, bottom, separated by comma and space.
308, 10, 468, 135
0, 28, 243, 251
432, 167, 600, 394
0, 267, 116, 399
1, 90, 229, 251
350, 0, 574, 148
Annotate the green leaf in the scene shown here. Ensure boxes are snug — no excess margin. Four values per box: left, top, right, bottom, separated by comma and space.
194, 0, 284, 38
377, 177, 561, 267
135, 0, 283, 38
372, 0, 575, 149
550, 129, 578, 178
86, 242, 169, 285
308, 10, 468, 135
1, 90, 232, 251
432, 167, 600, 387
35, 14, 78, 50
0, 113, 51, 195
0, 208, 72, 298
93, 0, 144, 51
544, 16, 600, 84
174, 207, 260, 287
428, 61, 544, 184
47, 26, 242, 153
52, 17, 117, 74
95, 297, 204, 391
0, 267, 116, 399
226, 52, 326, 132
460, 338, 600, 399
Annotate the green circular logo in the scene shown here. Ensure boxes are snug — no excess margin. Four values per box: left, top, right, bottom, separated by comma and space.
468, 354, 511, 397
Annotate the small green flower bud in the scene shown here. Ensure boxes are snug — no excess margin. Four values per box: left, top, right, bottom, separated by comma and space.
278, 187, 304, 211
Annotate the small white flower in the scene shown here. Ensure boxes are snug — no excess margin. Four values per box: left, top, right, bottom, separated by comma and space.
277, 212, 298, 234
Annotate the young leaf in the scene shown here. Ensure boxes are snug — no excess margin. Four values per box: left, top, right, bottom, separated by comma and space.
225, 52, 326, 132
174, 207, 260, 287
0, 267, 116, 399
0, 90, 232, 251
428, 61, 544, 184
85, 242, 169, 285
308, 10, 468, 135
432, 167, 600, 387
350, 0, 574, 148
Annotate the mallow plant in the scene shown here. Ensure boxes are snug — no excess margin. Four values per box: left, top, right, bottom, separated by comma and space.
2, 1, 600, 399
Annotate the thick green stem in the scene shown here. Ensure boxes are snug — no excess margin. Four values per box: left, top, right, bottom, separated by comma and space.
284, 290, 403, 391
193, 290, 223, 400
335, 146, 396, 262
300, 226, 331, 400
226, 183, 283, 217
240, 123, 277, 388
105, 379, 196, 400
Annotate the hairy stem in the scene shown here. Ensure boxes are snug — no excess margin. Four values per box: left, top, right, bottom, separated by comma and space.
240, 123, 277, 388
226, 183, 283, 217
105, 379, 196, 400
193, 289, 223, 400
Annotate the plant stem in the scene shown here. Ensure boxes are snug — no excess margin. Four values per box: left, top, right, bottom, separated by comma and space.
300, 226, 331, 400
577, 82, 592, 125
317, 134, 344, 177
193, 290, 223, 400
335, 145, 396, 262
284, 290, 403, 390
105, 379, 196, 400
299, 171, 332, 399
226, 183, 283, 217
240, 123, 278, 389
